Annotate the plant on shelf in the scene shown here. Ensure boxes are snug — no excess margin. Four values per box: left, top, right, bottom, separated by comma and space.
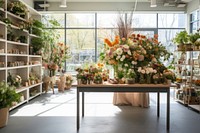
31, 37, 44, 55
0, 81, 20, 128
7, 72, 22, 88
172, 30, 190, 51
7, 1, 27, 18
28, 19, 44, 36
189, 30, 200, 50
0, 0, 4, 8
18, 35, 27, 43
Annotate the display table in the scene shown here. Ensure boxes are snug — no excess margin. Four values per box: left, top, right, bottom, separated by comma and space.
76, 83, 171, 131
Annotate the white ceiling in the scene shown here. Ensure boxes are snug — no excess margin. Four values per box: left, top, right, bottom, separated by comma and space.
44, 0, 192, 3
45, 0, 150, 2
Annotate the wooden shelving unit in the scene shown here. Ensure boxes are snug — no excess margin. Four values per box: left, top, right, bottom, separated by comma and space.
174, 50, 200, 112
0, 0, 43, 110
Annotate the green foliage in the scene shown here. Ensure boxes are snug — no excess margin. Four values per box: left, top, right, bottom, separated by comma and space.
0, 0, 4, 8
189, 31, 200, 45
7, 72, 21, 88
0, 81, 20, 109
172, 30, 189, 45
7, 1, 27, 18
31, 38, 44, 54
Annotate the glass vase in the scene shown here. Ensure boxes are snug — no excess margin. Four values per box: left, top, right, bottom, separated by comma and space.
139, 74, 145, 84
146, 74, 152, 84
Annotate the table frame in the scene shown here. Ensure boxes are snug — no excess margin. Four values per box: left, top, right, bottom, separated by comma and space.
76, 84, 170, 131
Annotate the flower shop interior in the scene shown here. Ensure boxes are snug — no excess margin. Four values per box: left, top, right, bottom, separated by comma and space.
0, 0, 200, 133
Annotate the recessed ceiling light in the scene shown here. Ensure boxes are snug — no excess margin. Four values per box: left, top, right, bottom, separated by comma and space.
150, 0, 157, 7
60, 0, 67, 8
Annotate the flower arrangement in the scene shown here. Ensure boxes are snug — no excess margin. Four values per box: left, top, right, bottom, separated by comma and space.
65, 74, 73, 85
75, 63, 108, 84
163, 70, 176, 83
100, 33, 172, 84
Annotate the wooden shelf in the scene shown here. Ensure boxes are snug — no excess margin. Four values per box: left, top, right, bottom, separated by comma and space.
28, 82, 42, 88
7, 40, 28, 46
0, 67, 6, 70
7, 54, 28, 57
7, 65, 28, 70
9, 100, 27, 111
10, 24, 29, 33
29, 93, 40, 101
7, 11, 27, 22
0, 7, 5, 12
0, 38, 6, 42
16, 86, 28, 93
0, 20, 6, 26
29, 55, 41, 58
29, 64, 42, 67
0, 53, 6, 56
29, 34, 40, 38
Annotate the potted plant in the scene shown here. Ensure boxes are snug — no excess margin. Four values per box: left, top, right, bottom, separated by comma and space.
0, 0, 4, 8
126, 69, 136, 84
7, 1, 27, 18
65, 74, 73, 89
31, 38, 44, 55
173, 31, 190, 51
189, 31, 200, 50
93, 73, 103, 84
0, 81, 20, 128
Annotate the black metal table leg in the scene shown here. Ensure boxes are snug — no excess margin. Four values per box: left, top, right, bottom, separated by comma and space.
167, 90, 170, 131
77, 88, 80, 130
157, 92, 160, 117
82, 92, 84, 117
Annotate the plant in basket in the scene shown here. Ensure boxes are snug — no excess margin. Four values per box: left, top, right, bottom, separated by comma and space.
65, 74, 73, 89
0, 81, 20, 128
163, 69, 176, 83
94, 73, 103, 84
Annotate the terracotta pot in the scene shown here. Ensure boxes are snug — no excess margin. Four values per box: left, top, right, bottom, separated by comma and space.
0, 108, 9, 128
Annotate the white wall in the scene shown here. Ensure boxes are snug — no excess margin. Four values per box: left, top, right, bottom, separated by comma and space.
186, 0, 200, 32
45, 2, 186, 12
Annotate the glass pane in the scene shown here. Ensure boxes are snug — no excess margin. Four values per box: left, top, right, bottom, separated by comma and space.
132, 14, 157, 28
66, 13, 95, 28
191, 11, 198, 22
66, 29, 95, 71
97, 13, 123, 28
191, 22, 198, 33
158, 14, 186, 28
158, 29, 184, 52
42, 14, 65, 28
133, 31, 154, 38
97, 29, 118, 58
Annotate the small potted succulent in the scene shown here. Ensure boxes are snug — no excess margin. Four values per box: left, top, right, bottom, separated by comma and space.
0, 81, 20, 128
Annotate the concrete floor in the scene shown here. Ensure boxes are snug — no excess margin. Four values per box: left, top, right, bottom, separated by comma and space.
0, 88, 200, 133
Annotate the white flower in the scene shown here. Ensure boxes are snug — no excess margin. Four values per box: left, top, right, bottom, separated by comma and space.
127, 50, 132, 55
138, 67, 142, 71
116, 55, 121, 60
153, 70, 157, 73
143, 50, 147, 55
123, 45, 129, 49
118, 67, 122, 71
132, 61, 137, 65
116, 48, 123, 55
120, 55, 125, 61
125, 64, 128, 67
141, 70, 145, 74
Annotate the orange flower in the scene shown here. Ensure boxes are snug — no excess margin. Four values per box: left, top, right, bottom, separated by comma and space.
112, 36, 120, 45
97, 63, 104, 68
141, 35, 146, 39
104, 38, 113, 47
154, 34, 158, 39
121, 37, 126, 41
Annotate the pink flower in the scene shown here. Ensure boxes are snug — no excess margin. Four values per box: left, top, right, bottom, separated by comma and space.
138, 55, 144, 61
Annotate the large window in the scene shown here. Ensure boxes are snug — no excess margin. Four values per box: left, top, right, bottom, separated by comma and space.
42, 12, 186, 72
190, 10, 200, 33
